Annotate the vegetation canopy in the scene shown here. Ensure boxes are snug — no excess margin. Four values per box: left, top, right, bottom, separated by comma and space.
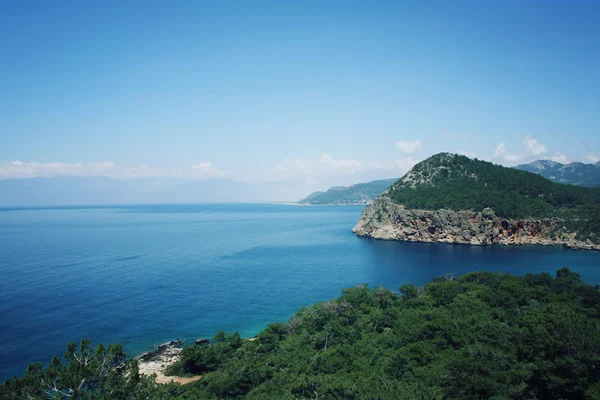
385, 153, 600, 243
3, 268, 600, 399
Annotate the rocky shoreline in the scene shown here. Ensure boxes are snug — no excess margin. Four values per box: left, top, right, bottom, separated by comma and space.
353, 197, 600, 251
136, 339, 201, 385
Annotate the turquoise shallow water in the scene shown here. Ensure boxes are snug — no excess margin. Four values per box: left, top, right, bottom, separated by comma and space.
1, 203, 600, 381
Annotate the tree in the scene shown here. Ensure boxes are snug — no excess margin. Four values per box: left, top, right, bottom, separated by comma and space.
0, 339, 156, 400
399, 284, 419, 299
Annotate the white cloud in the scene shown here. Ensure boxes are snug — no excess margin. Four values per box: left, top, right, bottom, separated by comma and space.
585, 153, 599, 164
522, 135, 547, 156
493, 143, 506, 158
396, 140, 422, 154
492, 143, 521, 163
0, 161, 117, 179
273, 154, 365, 178
191, 162, 227, 177
392, 157, 418, 172
272, 153, 417, 184
320, 153, 364, 172
550, 153, 570, 164
371, 157, 417, 173
0, 161, 226, 180
122, 162, 227, 179
491, 135, 548, 165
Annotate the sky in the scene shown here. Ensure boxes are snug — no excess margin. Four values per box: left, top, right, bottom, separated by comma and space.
1, 0, 599, 187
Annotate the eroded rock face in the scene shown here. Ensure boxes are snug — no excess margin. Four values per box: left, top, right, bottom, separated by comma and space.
352, 197, 600, 251
138, 339, 183, 363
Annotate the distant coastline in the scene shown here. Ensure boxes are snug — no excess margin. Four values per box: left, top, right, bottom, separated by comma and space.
271, 202, 369, 206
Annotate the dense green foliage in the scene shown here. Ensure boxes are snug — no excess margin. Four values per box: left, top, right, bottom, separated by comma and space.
4, 269, 600, 399
386, 153, 600, 242
300, 179, 397, 205
0, 339, 170, 399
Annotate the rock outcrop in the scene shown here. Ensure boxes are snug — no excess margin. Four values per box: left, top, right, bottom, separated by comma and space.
138, 339, 183, 364
137, 339, 202, 385
353, 197, 600, 251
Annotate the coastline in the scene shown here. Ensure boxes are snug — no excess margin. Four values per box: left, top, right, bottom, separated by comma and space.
136, 337, 257, 385
353, 197, 600, 252
271, 202, 371, 206
136, 339, 201, 385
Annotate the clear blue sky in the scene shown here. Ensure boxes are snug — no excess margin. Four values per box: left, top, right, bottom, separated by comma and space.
1, 0, 599, 184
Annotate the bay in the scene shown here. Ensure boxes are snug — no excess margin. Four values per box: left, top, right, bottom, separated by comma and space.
1, 203, 599, 381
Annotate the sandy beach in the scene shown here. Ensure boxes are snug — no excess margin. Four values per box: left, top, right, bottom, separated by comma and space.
136, 340, 201, 385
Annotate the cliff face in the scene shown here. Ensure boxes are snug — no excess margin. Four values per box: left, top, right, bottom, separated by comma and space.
353, 197, 600, 251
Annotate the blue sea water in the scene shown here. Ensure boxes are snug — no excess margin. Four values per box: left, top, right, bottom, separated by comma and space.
1, 203, 600, 381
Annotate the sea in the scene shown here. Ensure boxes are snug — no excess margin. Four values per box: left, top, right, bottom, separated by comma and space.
1, 203, 599, 381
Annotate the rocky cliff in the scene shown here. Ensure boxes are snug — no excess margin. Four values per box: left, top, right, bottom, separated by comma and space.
353, 197, 600, 251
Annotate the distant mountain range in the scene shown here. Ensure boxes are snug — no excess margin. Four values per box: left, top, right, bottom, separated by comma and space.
514, 160, 600, 187
0, 177, 320, 207
2, 159, 598, 207
299, 179, 398, 205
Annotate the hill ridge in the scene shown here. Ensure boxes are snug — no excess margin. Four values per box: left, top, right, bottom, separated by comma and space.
299, 178, 397, 205
515, 159, 600, 187
353, 153, 600, 250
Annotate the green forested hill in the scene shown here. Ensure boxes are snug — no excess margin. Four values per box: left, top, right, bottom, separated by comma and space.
385, 153, 600, 243
3, 269, 600, 399
299, 179, 397, 205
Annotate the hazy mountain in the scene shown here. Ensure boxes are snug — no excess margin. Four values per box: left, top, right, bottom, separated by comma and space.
514, 160, 600, 187
148, 178, 315, 204
302, 191, 325, 201
299, 178, 398, 205
0, 177, 135, 207
0, 177, 320, 207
